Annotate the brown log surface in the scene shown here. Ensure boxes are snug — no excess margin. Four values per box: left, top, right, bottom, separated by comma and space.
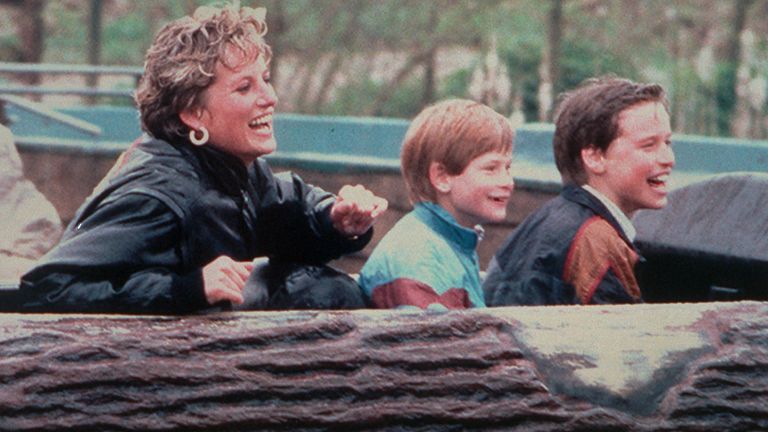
0, 302, 766, 431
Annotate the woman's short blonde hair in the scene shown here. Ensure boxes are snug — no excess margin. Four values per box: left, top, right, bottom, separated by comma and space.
136, 4, 271, 142
401, 99, 514, 203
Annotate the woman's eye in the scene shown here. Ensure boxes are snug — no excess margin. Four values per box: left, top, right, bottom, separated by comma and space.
237, 83, 251, 93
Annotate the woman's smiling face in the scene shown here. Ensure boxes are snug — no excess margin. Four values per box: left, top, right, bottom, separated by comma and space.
191, 46, 278, 165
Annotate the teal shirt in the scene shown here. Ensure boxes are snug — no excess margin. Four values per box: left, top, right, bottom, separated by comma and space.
360, 202, 485, 309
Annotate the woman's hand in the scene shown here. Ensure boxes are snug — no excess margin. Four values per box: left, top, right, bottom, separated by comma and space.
202, 256, 255, 305
330, 184, 388, 237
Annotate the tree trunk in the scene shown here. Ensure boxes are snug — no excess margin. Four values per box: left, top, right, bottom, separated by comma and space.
538, 0, 563, 122
1, 302, 766, 431
311, 53, 344, 112
310, 2, 364, 113
421, 7, 439, 108
264, 0, 286, 87
86, 0, 103, 105
718, 0, 753, 136
11, 0, 45, 88
291, 1, 346, 113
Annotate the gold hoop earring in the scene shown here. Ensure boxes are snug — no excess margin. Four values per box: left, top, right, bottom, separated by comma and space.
189, 127, 209, 146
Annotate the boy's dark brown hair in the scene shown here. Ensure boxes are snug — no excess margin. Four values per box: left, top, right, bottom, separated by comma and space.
553, 76, 668, 185
400, 99, 514, 203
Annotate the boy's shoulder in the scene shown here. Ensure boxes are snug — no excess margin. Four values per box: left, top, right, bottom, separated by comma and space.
365, 209, 453, 266
495, 186, 627, 263
516, 186, 600, 236
360, 209, 465, 287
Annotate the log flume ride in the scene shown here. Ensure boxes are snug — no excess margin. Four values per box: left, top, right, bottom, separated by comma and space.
1, 94, 767, 431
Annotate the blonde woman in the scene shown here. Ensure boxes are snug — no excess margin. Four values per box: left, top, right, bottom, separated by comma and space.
20, 4, 386, 313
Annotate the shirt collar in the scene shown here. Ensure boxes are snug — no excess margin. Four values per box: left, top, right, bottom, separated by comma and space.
414, 202, 480, 251
581, 185, 636, 241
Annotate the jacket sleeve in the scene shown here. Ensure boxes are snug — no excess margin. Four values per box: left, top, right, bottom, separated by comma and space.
368, 278, 470, 310
484, 217, 642, 306
562, 217, 642, 304
253, 165, 372, 264
484, 265, 578, 306
19, 194, 208, 314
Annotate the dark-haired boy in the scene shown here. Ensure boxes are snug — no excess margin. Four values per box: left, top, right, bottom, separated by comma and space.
484, 77, 675, 305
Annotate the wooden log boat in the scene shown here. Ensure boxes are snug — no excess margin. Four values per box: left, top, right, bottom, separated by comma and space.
1, 97, 767, 431
1, 302, 766, 431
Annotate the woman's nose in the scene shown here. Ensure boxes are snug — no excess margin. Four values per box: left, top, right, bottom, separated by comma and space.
258, 83, 278, 106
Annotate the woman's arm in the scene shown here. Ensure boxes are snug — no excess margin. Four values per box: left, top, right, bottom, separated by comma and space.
19, 194, 209, 314
253, 164, 376, 264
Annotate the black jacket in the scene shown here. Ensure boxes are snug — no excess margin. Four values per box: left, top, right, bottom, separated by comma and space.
19, 136, 370, 313
483, 185, 642, 306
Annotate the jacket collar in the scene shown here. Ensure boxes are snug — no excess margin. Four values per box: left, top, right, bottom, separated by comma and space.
195, 144, 250, 194
562, 184, 635, 246
151, 136, 250, 196
581, 185, 636, 241
413, 202, 479, 252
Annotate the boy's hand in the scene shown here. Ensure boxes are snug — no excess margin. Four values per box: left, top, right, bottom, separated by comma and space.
330, 184, 388, 237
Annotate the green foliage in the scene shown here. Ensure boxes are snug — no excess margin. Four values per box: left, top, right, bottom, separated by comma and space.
43, 2, 87, 63
559, 39, 638, 92
102, 15, 151, 65
439, 68, 472, 100
12, 0, 766, 138
319, 74, 426, 119
500, 41, 541, 122
319, 78, 379, 117
497, 32, 640, 122
378, 76, 427, 118
0, 34, 21, 62
715, 64, 737, 135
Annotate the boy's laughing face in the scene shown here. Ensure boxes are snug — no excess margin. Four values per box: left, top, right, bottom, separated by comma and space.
586, 101, 675, 216
438, 151, 515, 228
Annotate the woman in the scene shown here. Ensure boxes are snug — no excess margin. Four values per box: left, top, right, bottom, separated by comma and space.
19, 4, 387, 313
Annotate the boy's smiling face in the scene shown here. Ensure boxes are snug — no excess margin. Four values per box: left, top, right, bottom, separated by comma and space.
435, 150, 515, 228
584, 101, 675, 216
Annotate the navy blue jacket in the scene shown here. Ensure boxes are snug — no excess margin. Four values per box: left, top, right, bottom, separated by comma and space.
19, 136, 370, 313
483, 185, 642, 306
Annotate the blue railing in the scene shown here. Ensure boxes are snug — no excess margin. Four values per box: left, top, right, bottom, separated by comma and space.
2, 62, 767, 192
0, 62, 141, 99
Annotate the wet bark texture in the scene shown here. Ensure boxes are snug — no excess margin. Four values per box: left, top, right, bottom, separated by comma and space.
1, 302, 766, 431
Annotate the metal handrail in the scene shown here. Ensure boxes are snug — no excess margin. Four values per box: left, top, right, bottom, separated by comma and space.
0, 62, 142, 100
0, 86, 133, 98
0, 62, 143, 77
0, 94, 102, 136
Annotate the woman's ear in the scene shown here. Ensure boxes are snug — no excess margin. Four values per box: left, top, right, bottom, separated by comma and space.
581, 146, 606, 176
429, 161, 452, 194
179, 106, 205, 131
